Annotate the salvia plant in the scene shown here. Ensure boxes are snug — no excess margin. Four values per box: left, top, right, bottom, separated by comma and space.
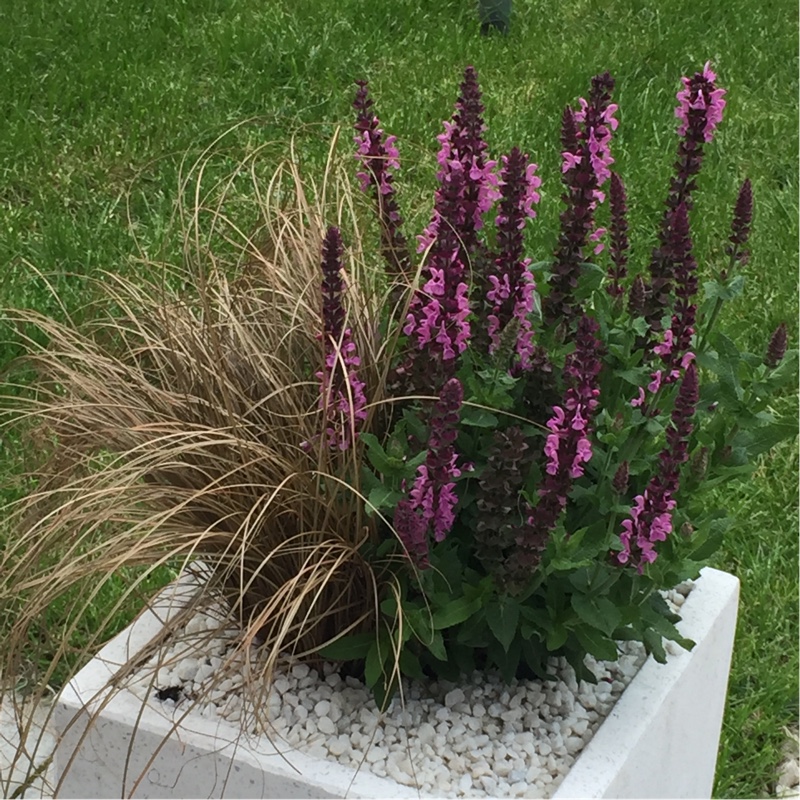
314, 63, 797, 702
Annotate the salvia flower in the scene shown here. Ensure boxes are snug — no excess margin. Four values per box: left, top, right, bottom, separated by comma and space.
675, 62, 727, 144
418, 66, 500, 258
519, 315, 603, 558
405, 162, 471, 377
353, 80, 412, 285
393, 499, 431, 569
406, 378, 464, 543
725, 178, 753, 269
544, 73, 617, 325
316, 227, 367, 450
646, 63, 726, 332
606, 172, 630, 298
617, 363, 699, 572
484, 147, 541, 368
645, 202, 698, 393
765, 322, 788, 369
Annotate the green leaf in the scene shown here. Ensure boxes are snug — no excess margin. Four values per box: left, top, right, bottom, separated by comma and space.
461, 406, 500, 428
318, 632, 375, 661
367, 485, 403, 513
571, 594, 622, 638
732, 417, 798, 457
546, 624, 568, 651
485, 598, 520, 653
427, 631, 447, 662
643, 628, 667, 663
703, 274, 745, 303
364, 639, 384, 689
431, 595, 482, 630
575, 626, 618, 661
399, 649, 425, 681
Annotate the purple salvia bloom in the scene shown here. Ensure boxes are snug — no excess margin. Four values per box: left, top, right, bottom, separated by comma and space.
606, 172, 629, 298
617, 364, 699, 571
316, 227, 368, 450
518, 315, 603, 559
724, 178, 753, 273
675, 62, 727, 144
544, 73, 617, 325
765, 322, 788, 369
393, 499, 430, 569
645, 63, 726, 333
418, 66, 500, 259
405, 161, 471, 377
483, 147, 541, 368
407, 378, 464, 543
353, 80, 412, 287
641, 202, 698, 401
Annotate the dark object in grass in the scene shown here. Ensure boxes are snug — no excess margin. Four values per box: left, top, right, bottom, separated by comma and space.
478, 0, 511, 35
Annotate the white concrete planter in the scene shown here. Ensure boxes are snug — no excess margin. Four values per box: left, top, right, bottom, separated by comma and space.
52, 567, 739, 799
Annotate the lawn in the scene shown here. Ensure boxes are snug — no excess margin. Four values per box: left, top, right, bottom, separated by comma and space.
0, 0, 797, 796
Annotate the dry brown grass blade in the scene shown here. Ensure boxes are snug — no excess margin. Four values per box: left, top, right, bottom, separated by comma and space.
0, 137, 416, 796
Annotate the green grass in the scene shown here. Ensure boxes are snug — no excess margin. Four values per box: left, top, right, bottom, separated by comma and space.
0, 0, 796, 796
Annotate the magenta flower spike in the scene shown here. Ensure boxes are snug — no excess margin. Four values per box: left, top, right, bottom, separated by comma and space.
405, 377, 464, 546
544, 73, 617, 325
617, 363, 699, 571
353, 80, 412, 287
484, 147, 541, 368
517, 315, 603, 562
316, 226, 368, 451
606, 172, 629, 298
645, 63, 726, 334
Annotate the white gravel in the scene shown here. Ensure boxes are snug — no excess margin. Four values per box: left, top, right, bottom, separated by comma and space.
128, 581, 693, 798
0, 691, 56, 799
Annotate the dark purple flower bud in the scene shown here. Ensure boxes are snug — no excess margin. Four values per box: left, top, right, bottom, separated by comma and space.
728, 178, 753, 249
393, 499, 430, 569
765, 322, 788, 368
321, 226, 345, 341
316, 227, 368, 451
628, 274, 647, 317
606, 172, 629, 298
612, 461, 629, 494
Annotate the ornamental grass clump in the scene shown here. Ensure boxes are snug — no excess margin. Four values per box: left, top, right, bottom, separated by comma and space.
1, 64, 796, 733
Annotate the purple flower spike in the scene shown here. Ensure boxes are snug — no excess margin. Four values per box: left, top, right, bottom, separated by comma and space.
405, 162, 471, 377
418, 66, 500, 260
393, 499, 430, 569
483, 147, 541, 368
675, 62, 727, 144
544, 73, 617, 326
407, 378, 464, 543
644, 202, 698, 396
725, 178, 753, 271
617, 364, 699, 571
353, 80, 412, 286
518, 315, 603, 559
765, 322, 788, 369
645, 63, 726, 333
316, 227, 368, 451
606, 172, 629, 298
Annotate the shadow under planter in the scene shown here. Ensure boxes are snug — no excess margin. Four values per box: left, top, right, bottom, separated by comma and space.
53, 567, 739, 799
